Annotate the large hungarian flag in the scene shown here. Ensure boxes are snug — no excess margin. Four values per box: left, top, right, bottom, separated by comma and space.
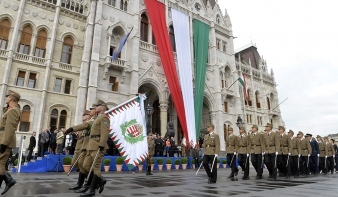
106, 94, 148, 170
238, 73, 248, 100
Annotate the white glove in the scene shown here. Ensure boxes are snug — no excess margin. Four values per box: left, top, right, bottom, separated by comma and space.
246, 154, 249, 157
288, 153, 291, 156
234, 152, 237, 155
214, 154, 218, 157
325, 155, 327, 158
317, 154, 319, 157
308, 154, 310, 157
298, 154, 301, 157
262, 152, 265, 155
275, 152, 278, 156
334, 155, 335, 158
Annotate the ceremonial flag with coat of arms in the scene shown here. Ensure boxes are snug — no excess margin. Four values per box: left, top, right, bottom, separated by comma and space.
105, 94, 148, 170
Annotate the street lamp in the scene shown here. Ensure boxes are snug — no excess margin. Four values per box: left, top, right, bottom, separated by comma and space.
145, 101, 154, 135
236, 116, 243, 128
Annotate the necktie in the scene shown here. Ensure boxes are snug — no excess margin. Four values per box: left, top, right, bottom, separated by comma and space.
268, 133, 270, 136
281, 135, 282, 138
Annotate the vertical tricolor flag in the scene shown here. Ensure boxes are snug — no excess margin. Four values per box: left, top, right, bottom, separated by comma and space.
112, 27, 133, 61
238, 73, 248, 100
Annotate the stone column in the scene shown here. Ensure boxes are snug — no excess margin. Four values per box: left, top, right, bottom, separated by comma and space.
129, 12, 141, 96
107, 33, 111, 56
29, 33, 38, 56
159, 101, 168, 137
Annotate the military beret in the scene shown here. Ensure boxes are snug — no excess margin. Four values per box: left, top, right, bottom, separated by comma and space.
265, 123, 272, 128
252, 125, 258, 129
89, 104, 96, 110
239, 126, 245, 130
228, 127, 233, 131
297, 131, 304, 136
6, 90, 20, 100
207, 123, 214, 129
83, 110, 90, 115
278, 126, 285, 130
288, 130, 294, 135
95, 99, 107, 107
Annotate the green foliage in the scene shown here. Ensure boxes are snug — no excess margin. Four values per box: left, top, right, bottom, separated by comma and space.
174, 159, 181, 165
104, 158, 111, 166
63, 156, 72, 165
222, 159, 227, 164
198, 158, 203, 163
157, 158, 163, 164
166, 158, 172, 164
181, 157, 188, 164
13, 159, 18, 166
115, 157, 124, 165
216, 158, 220, 163
151, 158, 155, 164
191, 159, 196, 164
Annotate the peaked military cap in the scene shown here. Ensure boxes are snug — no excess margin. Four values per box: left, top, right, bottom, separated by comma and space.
83, 110, 90, 115
278, 126, 285, 130
239, 126, 245, 130
228, 127, 233, 131
95, 99, 107, 107
207, 123, 214, 129
89, 103, 96, 110
265, 123, 272, 127
252, 125, 258, 129
6, 90, 20, 100
316, 135, 321, 139
297, 131, 304, 136
306, 133, 312, 137
288, 129, 294, 135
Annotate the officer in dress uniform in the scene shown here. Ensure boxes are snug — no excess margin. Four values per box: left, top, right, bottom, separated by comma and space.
237, 126, 250, 180
298, 131, 312, 176
288, 130, 301, 178
306, 134, 319, 175
263, 123, 280, 181
248, 125, 265, 179
69, 110, 91, 190
277, 126, 292, 179
0, 90, 21, 195
202, 123, 220, 184
146, 134, 155, 175
324, 137, 335, 174
65, 100, 109, 196
316, 135, 328, 175
226, 127, 238, 178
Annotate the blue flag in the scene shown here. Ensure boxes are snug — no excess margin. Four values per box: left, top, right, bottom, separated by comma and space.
112, 27, 133, 61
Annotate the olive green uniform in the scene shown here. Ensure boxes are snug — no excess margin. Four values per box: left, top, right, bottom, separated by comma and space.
278, 134, 292, 177
248, 132, 265, 178
299, 138, 312, 175
326, 143, 334, 173
318, 142, 328, 174
290, 137, 301, 176
237, 134, 250, 178
202, 132, 220, 183
71, 131, 85, 170
147, 138, 155, 167
226, 134, 238, 176
263, 132, 280, 179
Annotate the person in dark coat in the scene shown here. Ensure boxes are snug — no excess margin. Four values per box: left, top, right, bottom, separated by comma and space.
331, 139, 338, 172
306, 134, 319, 175
26, 132, 36, 162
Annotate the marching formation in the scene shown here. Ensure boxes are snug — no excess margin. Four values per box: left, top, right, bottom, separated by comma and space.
224, 123, 337, 181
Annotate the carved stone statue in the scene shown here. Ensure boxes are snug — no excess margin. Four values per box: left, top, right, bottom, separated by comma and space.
164, 121, 176, 139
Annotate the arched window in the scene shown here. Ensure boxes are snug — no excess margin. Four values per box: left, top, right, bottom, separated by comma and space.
267, 97, 270, 110
216, 15, 220, 24
120, 0, 123, 10
169, 25, 176, 52
108, 0, 116, 6
245, 89, 252, 106
216, 39, 220, 50
49, 109, 68, 132
61, 37, 73, 64
19, 105, 31, 132
124, 1, 127, 11
140, 14, 149, 42
35, 29, 47, 58
0, 19, 11, 49
18, 26, 32, 54
270, 93, 274, 109
255, 91, 260, 108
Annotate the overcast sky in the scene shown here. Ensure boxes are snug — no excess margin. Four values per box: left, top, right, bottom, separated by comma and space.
219, 0, 338, 137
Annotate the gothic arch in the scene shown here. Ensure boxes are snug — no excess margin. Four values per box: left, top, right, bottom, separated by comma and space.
36, 25, 52, 37
18, 99, 35, 109
0, 14, 15, 26
19, 20, 36, 32
203, 91, 215, 112
138, 78, 165, 101
108, 22, 127, 36
60, 32, 79, 45
48, 103, 71, 112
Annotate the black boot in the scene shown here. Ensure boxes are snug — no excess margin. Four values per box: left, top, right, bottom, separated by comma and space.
96, 176, 107, 194
75, 172, 93, 193
1, 172, 16, 195
147, 166, 153, 175
80, 174, 98, 197
69, 172, 85, 190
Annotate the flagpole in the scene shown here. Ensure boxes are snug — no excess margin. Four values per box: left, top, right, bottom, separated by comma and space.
227, 78, 239, 89
271, 97, 288, 111
105, 94, 143, 114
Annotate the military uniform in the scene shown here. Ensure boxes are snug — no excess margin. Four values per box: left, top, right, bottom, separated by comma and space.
277, 126, 292, 178
226, 127, 238, 178
298, 132, 312, 176
317, 136, 328, 174
263, 123, 280, 180
0, 90, 21, 195
237, 127, 250, 179
146, 136, 155, 175
202, 123, 220, 183
248, 125, 265, 179
325, 139, 334, 174
289, 130, 301, 177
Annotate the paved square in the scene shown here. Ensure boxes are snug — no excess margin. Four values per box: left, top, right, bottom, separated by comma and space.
3, 168, 338, 197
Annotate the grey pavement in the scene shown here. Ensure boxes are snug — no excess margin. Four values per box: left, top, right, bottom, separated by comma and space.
3, 168, 338, 197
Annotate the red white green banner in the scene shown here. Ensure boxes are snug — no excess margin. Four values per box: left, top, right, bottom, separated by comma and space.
238, 73, 248, 100
105, 94, 148, 170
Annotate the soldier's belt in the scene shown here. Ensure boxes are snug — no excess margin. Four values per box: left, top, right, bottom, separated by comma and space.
90, 135, 100, 139
293, 148, 298, 149
206, 145, 215, 147
253, 145, 261, 147
239, 146, 247, 147
228, 145, 234, 147
281, 145, 288, 147
302, 149, 307, 150
0, 127, 4, 131
266, 145, 275, 147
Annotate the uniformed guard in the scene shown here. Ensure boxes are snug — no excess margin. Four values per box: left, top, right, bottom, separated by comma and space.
0, 90, 21, 195
263, 123, 280, 181
277, 126, 292, 179
316, 135, 328, 175
237, 126, 250, 180
298, 131, 312, 176
306, 134, 319, 175
181, 135, 186, 157
226, 127, 238, 178
65, 100, 110, 196
324, 137, 334, 174
202, 123, 220, 184
248, 125, 265, 179
146, 134, 155, 175
69, 110, 91, 190
288, 130, 301, 178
